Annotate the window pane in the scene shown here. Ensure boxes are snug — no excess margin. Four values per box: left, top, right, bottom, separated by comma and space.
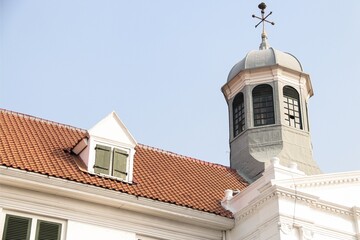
36, 220, 61, 240
3, 215, 31, 240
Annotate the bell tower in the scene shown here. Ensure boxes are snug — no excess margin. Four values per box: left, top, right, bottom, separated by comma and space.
221, 3, 321, 182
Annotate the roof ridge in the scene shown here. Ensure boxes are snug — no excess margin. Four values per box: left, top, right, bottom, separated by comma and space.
138, 143, 233, 170
0, 108, 87, 133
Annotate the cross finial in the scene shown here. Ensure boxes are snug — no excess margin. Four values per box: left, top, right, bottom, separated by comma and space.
252, 2, 275, 50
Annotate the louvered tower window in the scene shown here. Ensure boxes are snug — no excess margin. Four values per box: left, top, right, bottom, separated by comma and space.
283, 86, 302, 129
232, 92, 245, 137
253, 84, 275, 126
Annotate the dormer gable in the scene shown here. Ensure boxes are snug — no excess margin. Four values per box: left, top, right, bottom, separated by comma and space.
72, 111, 137, 183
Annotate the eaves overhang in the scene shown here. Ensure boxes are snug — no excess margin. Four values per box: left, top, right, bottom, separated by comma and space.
0, 166, 234, 231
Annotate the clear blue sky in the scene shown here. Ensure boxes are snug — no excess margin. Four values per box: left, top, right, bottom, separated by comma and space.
1, 1, 359, 173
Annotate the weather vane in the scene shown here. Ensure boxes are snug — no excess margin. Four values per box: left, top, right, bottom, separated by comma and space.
252, 2, 275, 31
252, 2, 275, 50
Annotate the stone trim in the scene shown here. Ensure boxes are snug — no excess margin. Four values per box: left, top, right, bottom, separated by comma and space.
235, 186, 358, 222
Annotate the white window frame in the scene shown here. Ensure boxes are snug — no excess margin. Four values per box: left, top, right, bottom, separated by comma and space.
0, 210, 66, 240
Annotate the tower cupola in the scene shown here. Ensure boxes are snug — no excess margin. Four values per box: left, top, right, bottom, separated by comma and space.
227, 47, 303, 82
222, 3, 321, 182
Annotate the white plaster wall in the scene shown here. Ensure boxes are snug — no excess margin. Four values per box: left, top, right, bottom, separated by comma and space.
309, 209, 354, 234
229, 197, 280, 240
66, 220, 136, 240
298, 183, 360, 207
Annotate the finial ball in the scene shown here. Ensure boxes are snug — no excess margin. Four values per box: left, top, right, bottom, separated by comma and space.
258, 2, 267, 10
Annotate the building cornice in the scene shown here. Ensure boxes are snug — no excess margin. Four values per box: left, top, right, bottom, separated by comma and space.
234, 184, 359, 222
222, 64, 312, 101
276, 171, 360, 189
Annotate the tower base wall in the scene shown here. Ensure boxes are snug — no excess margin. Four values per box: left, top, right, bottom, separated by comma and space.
230, 125, 321, 181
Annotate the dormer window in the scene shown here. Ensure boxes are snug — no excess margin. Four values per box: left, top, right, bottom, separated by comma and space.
72, 111, 137, 183
94, 144, 128, 179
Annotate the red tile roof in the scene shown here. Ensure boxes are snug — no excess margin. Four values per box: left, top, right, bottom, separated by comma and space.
0, 109, 248, 218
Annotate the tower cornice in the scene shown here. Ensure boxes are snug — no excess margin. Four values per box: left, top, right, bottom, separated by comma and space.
222, 64, 312, 101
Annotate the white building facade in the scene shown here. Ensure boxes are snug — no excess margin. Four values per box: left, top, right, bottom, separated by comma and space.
222, 158, 360, 240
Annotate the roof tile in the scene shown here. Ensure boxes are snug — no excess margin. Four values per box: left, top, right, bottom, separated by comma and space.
0, 109, 248, 218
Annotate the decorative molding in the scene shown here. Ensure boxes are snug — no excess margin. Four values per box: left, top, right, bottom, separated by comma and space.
275, 188, 354, 217
290, 175, 360, 189
235, 185, 356, 222
272, 171, 360, 190
299, 227, 314, 240
278, 222, 293, 235
235, 192, 277, 221
352, 206, 360, 218
277, 222, 314, 239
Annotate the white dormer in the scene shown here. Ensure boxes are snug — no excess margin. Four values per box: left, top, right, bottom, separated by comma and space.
72, 111, 137, 183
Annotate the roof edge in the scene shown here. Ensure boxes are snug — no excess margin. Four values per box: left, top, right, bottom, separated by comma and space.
0, 166, 237, 224
0, 108, 87, 133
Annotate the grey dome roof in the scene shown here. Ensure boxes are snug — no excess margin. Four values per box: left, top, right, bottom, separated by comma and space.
227, 47, 303, 82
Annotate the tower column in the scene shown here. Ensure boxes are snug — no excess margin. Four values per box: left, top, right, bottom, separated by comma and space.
244, 85, 253, 130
